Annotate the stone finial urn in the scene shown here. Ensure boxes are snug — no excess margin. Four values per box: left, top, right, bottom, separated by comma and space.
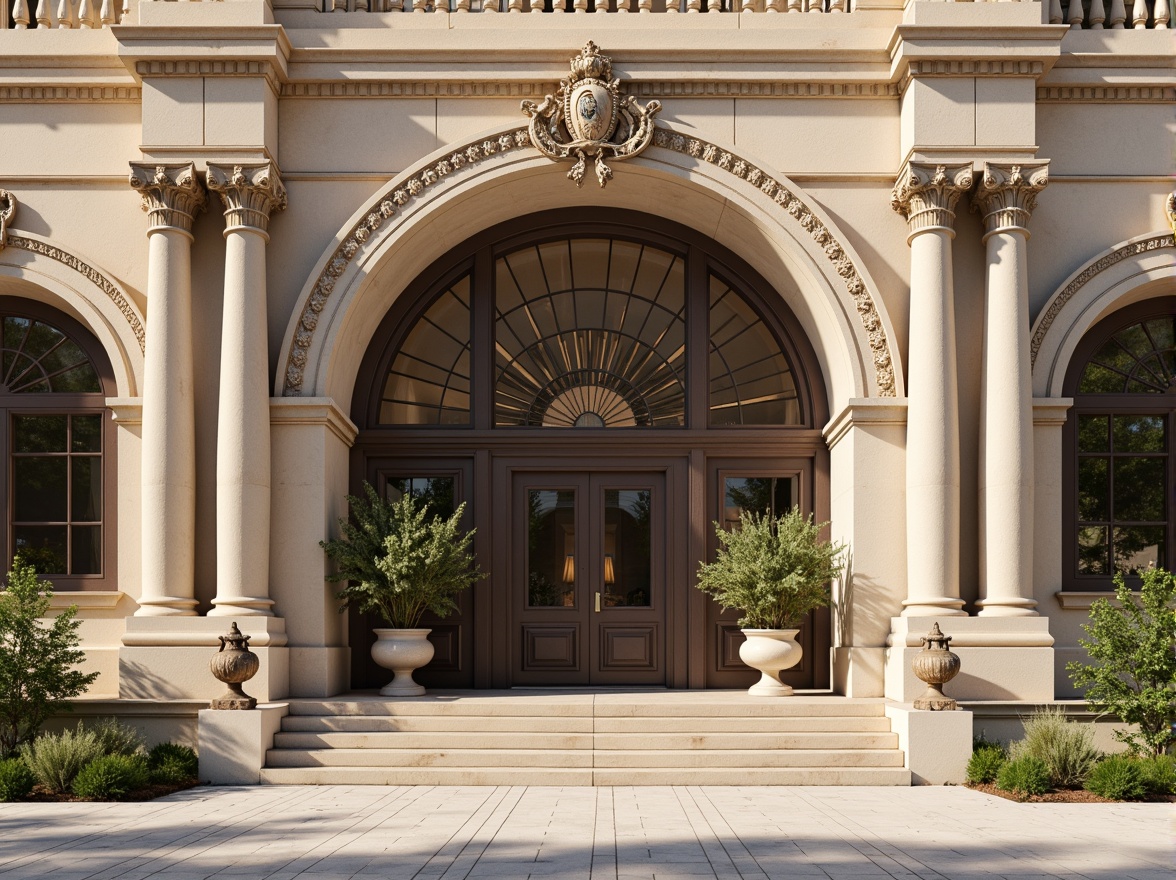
210, 622, 260, 710
911, 622, 960, 711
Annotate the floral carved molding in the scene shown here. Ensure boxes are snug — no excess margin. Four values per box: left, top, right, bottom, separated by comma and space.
1030, 231, 1175, 367
281, 129, 896, 397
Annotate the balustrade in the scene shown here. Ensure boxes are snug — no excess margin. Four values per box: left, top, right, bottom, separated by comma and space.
1051, 0, 1169, 26
6, 0, 127, 26
324, 0, 846, 12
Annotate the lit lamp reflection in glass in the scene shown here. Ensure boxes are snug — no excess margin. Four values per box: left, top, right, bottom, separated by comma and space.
603, 554, 616, 586
562, 554, 575, 585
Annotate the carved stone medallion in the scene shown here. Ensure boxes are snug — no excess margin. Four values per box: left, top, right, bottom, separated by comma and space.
522, 42, 661, 188
0, 190, 16, 250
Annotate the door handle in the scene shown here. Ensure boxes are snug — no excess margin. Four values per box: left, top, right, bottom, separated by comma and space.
594, 592, 601, 613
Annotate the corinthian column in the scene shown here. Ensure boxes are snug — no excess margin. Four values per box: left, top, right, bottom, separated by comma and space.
129, 163, 206, 616
973, 161, 1049, 616
206, 162, 287, 617
890, 162, 972, 617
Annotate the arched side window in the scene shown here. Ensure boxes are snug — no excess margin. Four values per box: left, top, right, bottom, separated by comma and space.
0, 297, 116, 589
1065, 297, 1176, 589
369, 224, 807, 431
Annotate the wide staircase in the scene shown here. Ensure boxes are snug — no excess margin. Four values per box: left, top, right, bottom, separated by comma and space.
260, 691, 911, 785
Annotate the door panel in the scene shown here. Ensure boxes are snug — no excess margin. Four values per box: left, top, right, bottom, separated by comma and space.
512, 471, 666, 685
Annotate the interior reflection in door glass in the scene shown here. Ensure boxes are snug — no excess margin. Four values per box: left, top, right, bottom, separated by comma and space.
385, 476, 456, 519
723, 476, 795, 529
603, 489, 652, 608
528, 489, 576, 607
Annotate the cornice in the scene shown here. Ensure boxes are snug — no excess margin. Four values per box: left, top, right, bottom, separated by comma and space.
279, 80, 902, 99
1036, 85, 1176, 103
0, 85, 141, 103
116, 24, 291, 89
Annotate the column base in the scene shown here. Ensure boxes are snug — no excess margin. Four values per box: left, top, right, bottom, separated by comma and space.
900, 596, 966, 617
975, 597, 1039, 616
208, 597, 276, 616
831, 647, 885, 697
134, 597, 199, 617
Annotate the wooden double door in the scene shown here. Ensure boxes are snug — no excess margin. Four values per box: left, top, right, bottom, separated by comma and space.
509, 470, 668, 686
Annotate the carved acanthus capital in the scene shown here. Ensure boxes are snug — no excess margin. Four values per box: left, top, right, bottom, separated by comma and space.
972, 161, 1049, 241
129, 163, 207, 235
1166, 192, 1176, 238
0, 190, 16, 250
890, 162, 974, 241
206, 162, 287, 235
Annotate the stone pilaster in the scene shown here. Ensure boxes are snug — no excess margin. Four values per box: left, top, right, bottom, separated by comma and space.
890, 161, 973, 617
206, 162, 287, 617
128, 163, 207, 616
972, 161, 1048, 616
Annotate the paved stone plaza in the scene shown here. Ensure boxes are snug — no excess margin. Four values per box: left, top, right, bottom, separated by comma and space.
0, 785, 1170, 880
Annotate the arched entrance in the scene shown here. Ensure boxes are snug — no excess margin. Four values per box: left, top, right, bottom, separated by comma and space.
349, 209, 829, 690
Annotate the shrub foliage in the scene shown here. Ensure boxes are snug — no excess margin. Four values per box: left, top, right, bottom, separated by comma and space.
1009, 706, 1099, 789
0, 563, 99, 757
966, 745, 1007, 785
996, 756, 1051, 797
695, 508, 845, 629
148, 742, 198, 784
72, 754, 150, 800
321, 483, 484, 629
0, 757, 34, 802
1138, 754, 1176, 797
21, 727, 104, 794
1085, 755, 1147, 801
1066, 568, 1176, 757
91, 718, 145, 758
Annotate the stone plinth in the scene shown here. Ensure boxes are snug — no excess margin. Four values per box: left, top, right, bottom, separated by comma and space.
885, 703, 973, 785
198, 702, 288, 785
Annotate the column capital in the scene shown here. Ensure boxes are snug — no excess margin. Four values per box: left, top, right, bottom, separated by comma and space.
0, 189, 16, 250
129, 162, 207, 236
972, 161, 1050, 242
206, 162, 287, 236
1165, 191, 1176, 238
890, 161, 974, 242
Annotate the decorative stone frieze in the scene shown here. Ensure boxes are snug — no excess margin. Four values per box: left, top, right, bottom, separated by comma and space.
0, 190, 15, 249
281, 125, 896, 399
972, 162, 1049, 241
279, 81, 901, 100
129, 163, 207, 236
206, 163, 288, 234
1030, 232, 1175, 366
521, 42, 661, 188
0, 86, 142, 103
890, 162, 974, 240
1036, 86, 1176, 104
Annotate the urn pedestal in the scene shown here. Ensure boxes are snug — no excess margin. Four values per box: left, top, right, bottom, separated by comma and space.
371, 628, 434, 697
739, 628, 802, 697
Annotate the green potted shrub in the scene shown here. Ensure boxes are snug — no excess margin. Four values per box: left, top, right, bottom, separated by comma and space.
321, 483, 484, 696
695, 508, 844, 696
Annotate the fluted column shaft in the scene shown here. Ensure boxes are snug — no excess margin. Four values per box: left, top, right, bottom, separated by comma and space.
206, 162, 287, 617
129, 164, 206, 616
974, 162, 1049, 616
891, 162, 972, 617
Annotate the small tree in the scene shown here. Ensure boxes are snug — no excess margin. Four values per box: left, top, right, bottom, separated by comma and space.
321, 483, 484, 628
1066, 568, 1176, 757
696, 508, 844, 629
0, 562, 98, 758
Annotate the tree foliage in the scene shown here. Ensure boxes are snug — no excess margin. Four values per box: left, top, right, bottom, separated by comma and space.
321, 483, 485, 629
0, 562, 98, 758
695, 508, 844, 629
1066, 568, 1176, 757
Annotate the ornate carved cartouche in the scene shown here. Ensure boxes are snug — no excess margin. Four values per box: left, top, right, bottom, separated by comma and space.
209, 622, 260, 710
911, 621, 961, 711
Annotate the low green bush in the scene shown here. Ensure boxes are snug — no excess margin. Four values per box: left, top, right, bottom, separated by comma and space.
966, 745, 1007, 784
1137, 754, 1176, 797
21, 727, 104, 794
996, 755, 1051, 797
0, 757, 34, 801
1085, 755, 1147, 801
1009, 706, 1099, 789
89, 718, 145, 757
147, 742, 198, 785
71, 754, 149, 801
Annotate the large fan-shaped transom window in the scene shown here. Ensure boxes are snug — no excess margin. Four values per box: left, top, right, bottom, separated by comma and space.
376, 232, 804, 429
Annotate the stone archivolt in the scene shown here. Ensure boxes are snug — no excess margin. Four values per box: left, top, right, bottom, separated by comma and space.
206, 163, 288, 234
280, 126, 896, 399
972, 162, 1050, 240
129, 163, 208, 235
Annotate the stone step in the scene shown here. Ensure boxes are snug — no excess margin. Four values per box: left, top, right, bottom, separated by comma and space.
265, 747, 905, 769
258, 765, 912, 786
278, 715, 891, 734
272, 730, 897, 751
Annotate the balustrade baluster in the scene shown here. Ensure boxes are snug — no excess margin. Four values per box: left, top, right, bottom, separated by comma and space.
574, 0, 587, 11
807, 0, 823, 11
433, 0, 447, 12
354, 0, 368, 11
766, 0, 782, 10
595, 0, 610, 11
482, 0, 497, 11
740, 0, 753, 11
638, 0, 650, 11
100, 0, 113, 24
13, 0, 30, 27
1067, 0, 1085, 26
786, 0, 802, 12
1087, 0, 1106, 26
828, 0, 844, 12
455, 0, 468, 11
1156, 0, 1170, 26
1107, 0, 1125, 25
685, 0, 699, 11
1131, 0, 1148, 25
1048, 0, 1063, 21
35, 0, 52, 27
56, 0, 72, 27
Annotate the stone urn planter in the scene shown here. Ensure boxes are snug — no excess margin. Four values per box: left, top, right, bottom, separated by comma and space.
739, 628, 802, 697
371, 628, 435, 697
